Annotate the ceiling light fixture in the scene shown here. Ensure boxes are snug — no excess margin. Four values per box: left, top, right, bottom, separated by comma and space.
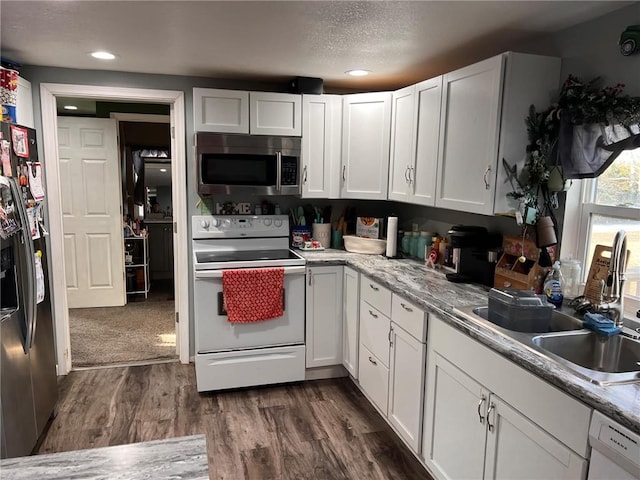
90, 51, 116, 60
63, 105, 78, 111
160, 168, 167, 173
346, 69, 370, 77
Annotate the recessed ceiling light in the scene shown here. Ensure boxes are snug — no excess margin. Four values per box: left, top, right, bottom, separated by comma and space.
63, 105, 78, 111
90, 51, 116, 60
346, 69, 370, 77
160, 168, 167, 173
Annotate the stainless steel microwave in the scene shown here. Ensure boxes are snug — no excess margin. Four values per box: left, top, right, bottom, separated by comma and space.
196, 133, 301, 196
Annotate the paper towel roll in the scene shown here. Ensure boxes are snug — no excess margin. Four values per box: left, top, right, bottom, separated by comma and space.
386, 216, 398, 257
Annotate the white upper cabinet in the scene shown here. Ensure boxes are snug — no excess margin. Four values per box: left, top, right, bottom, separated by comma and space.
388, 77, 442, 206
412, 76, 443, 206
193, 88, 249, 133
301, 95, 342, 198
388, 85, 417, 202
435, 52, 560, 215
341, 92, 392, 200
250, 92, 302, 136
193, 89, 301, 136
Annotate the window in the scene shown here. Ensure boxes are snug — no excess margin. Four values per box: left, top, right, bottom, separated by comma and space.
575, 148, 640, 319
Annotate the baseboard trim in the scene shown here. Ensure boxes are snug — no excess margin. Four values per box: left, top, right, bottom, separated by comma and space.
72, 357, 179, 371
305, 364, 349, 380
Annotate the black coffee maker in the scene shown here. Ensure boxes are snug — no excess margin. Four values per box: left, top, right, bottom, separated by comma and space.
446, 226, 502, 286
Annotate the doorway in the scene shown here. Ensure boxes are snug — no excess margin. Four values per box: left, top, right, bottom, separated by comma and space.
40, 84, 189, 375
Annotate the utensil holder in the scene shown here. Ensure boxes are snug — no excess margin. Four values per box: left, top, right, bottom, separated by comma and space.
312, 223, 331, 249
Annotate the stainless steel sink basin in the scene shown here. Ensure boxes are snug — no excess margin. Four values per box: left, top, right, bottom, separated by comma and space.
472, 306, 584, 333
456, 306, 640, 386
532, 332, 640, 381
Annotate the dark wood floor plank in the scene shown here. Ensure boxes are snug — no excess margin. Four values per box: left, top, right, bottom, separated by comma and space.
38, 363, 433, 480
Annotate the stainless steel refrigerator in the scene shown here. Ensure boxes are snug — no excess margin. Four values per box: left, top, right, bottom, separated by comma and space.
0, 122, 58, 458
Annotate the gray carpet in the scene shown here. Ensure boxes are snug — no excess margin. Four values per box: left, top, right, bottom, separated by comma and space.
69, 299, 177, 367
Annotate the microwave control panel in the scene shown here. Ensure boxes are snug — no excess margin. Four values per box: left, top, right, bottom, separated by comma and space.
281, 158, 298, 186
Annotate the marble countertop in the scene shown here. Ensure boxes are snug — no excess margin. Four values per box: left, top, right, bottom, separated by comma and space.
0, 435, 209, 480
299, 249, 640, 434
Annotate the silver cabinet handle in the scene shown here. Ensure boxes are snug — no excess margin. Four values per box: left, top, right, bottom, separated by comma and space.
308, 271, 312, 286
409, 166, 415, 185
369, 284, 379, 292
404, 166, 411, 183
276, 152, 282, 191
303, 165, 308, 183
388, 326, 393, 347
477, 394, 486, 424
400, 303, 413, 313
487, 401, 495, 432
342, 165, 347, 182
483, 165, 491, 190
369, 309, 378, 319
368, 356, 377, 366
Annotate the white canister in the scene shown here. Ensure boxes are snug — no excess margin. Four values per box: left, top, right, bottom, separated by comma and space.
312, 223, 331, 249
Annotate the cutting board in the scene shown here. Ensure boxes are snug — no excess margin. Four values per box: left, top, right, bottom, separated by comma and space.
584, 245, 630, 303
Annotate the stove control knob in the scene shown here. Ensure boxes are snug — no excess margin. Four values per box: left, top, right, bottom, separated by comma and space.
200, 219, 210, 230
263, 218, 272, 226
274, 219, 283, 228
211, 218, 220, 228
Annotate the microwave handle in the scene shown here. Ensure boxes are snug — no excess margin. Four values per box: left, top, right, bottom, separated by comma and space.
276, 151, 282, 192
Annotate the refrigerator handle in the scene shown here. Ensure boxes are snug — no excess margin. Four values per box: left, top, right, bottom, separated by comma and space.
9, 178, 38, 350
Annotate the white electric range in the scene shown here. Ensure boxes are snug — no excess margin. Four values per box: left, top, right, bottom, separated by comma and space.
192, 215, 306, 392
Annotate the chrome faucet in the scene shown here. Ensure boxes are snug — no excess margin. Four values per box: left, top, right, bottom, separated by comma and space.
595, 230, 627, 328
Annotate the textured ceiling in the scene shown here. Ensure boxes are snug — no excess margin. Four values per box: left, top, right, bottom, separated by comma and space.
0, 1, 633, 90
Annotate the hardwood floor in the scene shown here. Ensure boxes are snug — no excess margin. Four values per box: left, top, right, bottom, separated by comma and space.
38, 363, 432, 480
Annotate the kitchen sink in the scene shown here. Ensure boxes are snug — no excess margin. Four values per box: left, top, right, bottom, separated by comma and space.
532, 331, 640, 375
456, 306, 640, 385
472, 306, 584, 333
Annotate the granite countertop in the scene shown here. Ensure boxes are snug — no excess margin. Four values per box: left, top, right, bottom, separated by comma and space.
299, 249, 640, 434
0, 435, 209, 480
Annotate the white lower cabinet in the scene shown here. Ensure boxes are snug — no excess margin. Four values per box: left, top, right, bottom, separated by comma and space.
358, 344, 389, 414
388, 322, 426, 452
305, 266, 343, 368
423, 316, 591, 480
342, 267, 360, 378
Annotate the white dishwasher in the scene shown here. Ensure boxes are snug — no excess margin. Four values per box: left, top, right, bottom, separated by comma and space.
588, 411, 640, 480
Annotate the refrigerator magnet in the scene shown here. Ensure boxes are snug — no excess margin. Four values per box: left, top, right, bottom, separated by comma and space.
26, 205, 41, 240
10, 125, 29, 158
0, 176, 20, 239
27, 162, 45, 202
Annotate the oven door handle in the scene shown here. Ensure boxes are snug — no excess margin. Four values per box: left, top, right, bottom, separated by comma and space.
195, 266, 306, 279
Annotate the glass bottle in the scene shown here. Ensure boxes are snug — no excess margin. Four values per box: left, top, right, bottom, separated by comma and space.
401, 232, 412, 255
409, 231, 420, 257
417, 232, 429, 260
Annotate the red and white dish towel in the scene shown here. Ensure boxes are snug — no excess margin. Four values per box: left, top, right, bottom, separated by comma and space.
222, 268, 284, 323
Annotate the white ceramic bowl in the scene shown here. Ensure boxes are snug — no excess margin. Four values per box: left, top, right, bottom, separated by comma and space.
343, 235, 387, 255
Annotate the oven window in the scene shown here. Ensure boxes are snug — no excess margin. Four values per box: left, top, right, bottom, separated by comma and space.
201, 153, 277, 186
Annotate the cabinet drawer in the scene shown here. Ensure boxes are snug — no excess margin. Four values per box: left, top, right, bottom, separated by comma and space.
391, 295, 427, 342
360, 277, 391, 317
359, 301, 391, 367
359, 345, 389, 415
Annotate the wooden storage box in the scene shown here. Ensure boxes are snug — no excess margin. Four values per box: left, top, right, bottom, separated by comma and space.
494, 235, 546, 293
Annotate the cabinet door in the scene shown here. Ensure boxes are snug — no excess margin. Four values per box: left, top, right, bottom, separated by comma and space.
302, 95, 342, 198
341, 92, 392, 200
412, 76, 442, 206
359, 301, 391, 367
484, 395, 588, 480
193, 88, 249, 133
422, 352, 488, 480
435, 55, 504, 215
148, 224, 173, 280
342, 266, 360, 378
16, 76, 34, 128
358, 344, 389, 415
305, 266, 343, 368
388, 85, 416, 202
250, 92, 302, 136
388, 323, 426, 452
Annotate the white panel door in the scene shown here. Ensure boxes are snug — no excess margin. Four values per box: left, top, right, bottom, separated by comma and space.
16, 76, 34, 128
57, 117, 125, 308
423, 352, 488, 480
250, 92, 302, 136
193, 88, 249, 133
301, 95, 342, 198
388, 85, 416, 202
341, 92, 392, 200
435, 55, 504, 215
412, 76, 443, 206
388, 323, 426, 452
305, 266, 343, 367
342, 266, 360, 378
483, 395, 588, 480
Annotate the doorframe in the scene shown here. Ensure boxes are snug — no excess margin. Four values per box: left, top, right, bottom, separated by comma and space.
40, 84, 189, 374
